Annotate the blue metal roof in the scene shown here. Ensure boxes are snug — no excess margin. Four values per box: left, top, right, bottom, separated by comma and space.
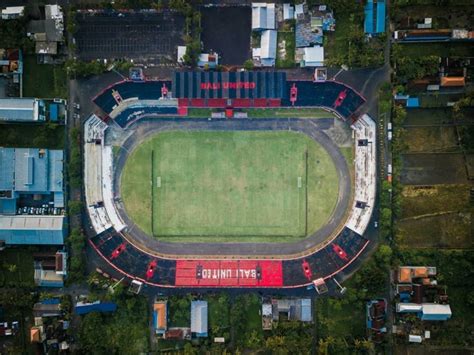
364, 0, 385, 34
364, 1, 374, 34
75, 301, 117, 315
0, 228, 64, 245
191, 301, 208, 337
0, 98, 38, 122
50, 103, 58, 121
0, 216, 65, 245
0, 149, 15, 190
407, 97, 420, 107
0, 199, 16, 214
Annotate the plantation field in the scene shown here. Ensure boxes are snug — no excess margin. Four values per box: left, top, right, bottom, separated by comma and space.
121, 130, 339, 243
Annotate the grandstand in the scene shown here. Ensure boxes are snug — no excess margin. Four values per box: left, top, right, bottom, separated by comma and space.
84, 115, 125, 234
84, 107, 376, 288
92, 72, 365, 127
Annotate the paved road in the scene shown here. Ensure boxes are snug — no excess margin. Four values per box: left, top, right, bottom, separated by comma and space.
110, 117, 352, 257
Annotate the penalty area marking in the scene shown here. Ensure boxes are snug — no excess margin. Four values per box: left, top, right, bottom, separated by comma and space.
157, 177, 161, 188
298, 177, 302, 188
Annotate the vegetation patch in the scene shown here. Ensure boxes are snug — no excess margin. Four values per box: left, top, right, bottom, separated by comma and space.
403, 126, 460, 153
276, 31, 296, 68
0, 249, 34, 288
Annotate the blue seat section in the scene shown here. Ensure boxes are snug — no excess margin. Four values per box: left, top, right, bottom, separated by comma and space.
93, 80, 172, 114
114, 106, 178, 128
90, 231, 176, 285
281, 81, 365, 118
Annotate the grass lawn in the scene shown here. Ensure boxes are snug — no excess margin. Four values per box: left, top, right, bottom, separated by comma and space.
396, 42, 474, 58
403, 126, 460, 153
398, 185, 473, 249
121, 130, 339, 243
206, 294, 230, 338
186, 107, 337, 119
276, 31, 296, 68
245, 107, 337, 119
403, 108, 452, 125
316, 297, 366, 340
168, 296, 191, 327
23, 55, 67, 98
0, 248, 34, 288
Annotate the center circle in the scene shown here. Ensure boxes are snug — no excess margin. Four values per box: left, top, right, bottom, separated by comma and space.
120, 130, 340, 244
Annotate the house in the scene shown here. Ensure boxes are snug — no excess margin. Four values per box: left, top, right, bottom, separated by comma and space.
252, 30, 277, 67
396, 303, 452, 321
0, 98, 45, 122
1, 6, 24, 20
34, 251, 67, 287
27, 5, 64, 63
33, 300, 61, 318
398, 266, 437, 283
153, 301, 167, 336
190, 301, 208, 338
301, 46, 324, 67
271, 298, 313, 322
283, 4, 294, 21
74, 301, 117, 315
440, 76, 465, 87
252, 3, 275, 31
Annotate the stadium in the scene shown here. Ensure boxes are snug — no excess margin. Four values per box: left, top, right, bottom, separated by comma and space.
84, 70, 376, 290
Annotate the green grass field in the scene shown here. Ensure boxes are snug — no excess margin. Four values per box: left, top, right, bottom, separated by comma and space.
121, 130, 339, 243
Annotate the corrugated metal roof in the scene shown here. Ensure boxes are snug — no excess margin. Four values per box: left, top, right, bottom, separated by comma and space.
15, 148, 48, 192
0, 215, 64, 230
252, 3, 275, 30
191, 301, 208, 336
260, 30, 277, 61
0, 98, 37, 122
0, 148, 15, 190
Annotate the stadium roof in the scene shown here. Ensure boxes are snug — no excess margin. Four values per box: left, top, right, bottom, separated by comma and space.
0, 98, 41, 122
191, 301, 208, 337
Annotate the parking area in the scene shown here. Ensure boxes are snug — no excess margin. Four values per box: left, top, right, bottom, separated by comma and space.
75, 10, 185, 63
200, 6, 251, 65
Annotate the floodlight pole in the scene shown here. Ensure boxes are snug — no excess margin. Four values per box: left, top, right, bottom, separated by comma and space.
333, 278, 347, 294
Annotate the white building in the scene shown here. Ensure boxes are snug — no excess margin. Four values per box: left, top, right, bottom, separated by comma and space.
302, 46, 325, 67
1, 6, 24, 19
252, 3, 276, 31
252, 30, 277, 67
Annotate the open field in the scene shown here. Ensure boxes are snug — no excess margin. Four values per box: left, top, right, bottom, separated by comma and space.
396, 42, 474, 58
121, 130, 339, 243
398, 185, 473, 249
403, 126, 459, 153
404, 108, 452, 126
23, 55, 66, 98
0, 249, 34, 288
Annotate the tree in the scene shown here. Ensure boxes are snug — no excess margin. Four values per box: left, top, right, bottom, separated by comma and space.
68, 200, 82, 216
183, 342, 197, 355
243, 59, 254, 70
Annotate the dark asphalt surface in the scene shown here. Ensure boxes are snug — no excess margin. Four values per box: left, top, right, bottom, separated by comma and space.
111, 117, 352, 256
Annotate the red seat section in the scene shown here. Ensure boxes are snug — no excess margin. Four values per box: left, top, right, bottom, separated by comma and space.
268, 99, 281, 107
207, 98, 227, 108
190, 98, 206, 107
178, 98, 189, 107
174, 260, 283, 287
232, 98, 252, 108
254, 98, 267, 107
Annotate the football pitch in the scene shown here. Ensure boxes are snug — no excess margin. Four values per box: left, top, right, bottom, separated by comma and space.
120, 130, 339, 243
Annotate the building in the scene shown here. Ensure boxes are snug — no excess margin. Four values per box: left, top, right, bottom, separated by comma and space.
364, 0, 386, 35
398, 266, 437, 283
283, 4, 294, 21
271, 298, 313, 322
0, 147, 65, 246
440, 76, 465, 87
0, 49, 23, 97
253, 29, 277, 67
262, 302, 272, 330
396, 303, 452, 321
0, 98, 45, 122
153, 301, 168, 336
190, 301, 208, 338
1, 6, 24, 20
34, 251, 67, 287
251, 3, 275, 31
177, 46, 219, 69
302, 46, 325, 67
74, 301, 117, 315
27, 5, 64, 63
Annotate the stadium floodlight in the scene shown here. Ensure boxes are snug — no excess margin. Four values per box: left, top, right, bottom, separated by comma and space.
333, 278, 347, 295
